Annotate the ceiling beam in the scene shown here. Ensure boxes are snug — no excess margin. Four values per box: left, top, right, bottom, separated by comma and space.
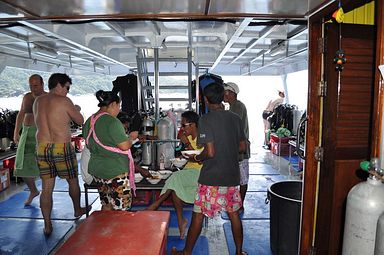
249, 25, 307, 63
105, 21, 135, 46
244, 47, 307, 75
18, 20, 134, 69
0, 28, 28, 43
209, 17, 253, 72
287, 25, 307, 39
229, 24, 281, 64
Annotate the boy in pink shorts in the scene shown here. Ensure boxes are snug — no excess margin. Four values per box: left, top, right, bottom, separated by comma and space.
172, 82, 247, 255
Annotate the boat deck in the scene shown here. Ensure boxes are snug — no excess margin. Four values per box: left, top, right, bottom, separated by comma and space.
0, 147, 301, 255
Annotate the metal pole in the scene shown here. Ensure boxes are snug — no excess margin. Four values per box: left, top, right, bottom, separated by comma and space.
195, 63, 200, 114
154, 48, 160, 120
136, 49, 143, 111
282, 74, 288, 103
187, 23, 193, 110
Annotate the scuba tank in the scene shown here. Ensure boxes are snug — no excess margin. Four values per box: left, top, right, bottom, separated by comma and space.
375, 211, 384, 255
374, 158, 384, 255
141, 116, 154, 166
156, 115, 175, 169
342, 158, 384, 255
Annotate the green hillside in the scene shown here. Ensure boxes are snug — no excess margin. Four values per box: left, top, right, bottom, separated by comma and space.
0, 67, 115, 97
0, 67, 189, 98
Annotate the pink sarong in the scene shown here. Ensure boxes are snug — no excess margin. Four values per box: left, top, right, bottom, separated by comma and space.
193, 184, 242, 218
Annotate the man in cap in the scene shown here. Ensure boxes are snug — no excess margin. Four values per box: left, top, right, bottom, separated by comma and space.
224, 82, 250, 213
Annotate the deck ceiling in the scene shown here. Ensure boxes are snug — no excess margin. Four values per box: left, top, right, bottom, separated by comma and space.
0, 0, 330, 76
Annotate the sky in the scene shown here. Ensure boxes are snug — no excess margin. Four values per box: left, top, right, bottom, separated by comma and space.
223, 72, 308, 149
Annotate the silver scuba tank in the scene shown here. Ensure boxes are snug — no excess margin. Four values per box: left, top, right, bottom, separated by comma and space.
375, 211, 384, 255
342, 159, 384, 255
374, 158, 384, 255
156, 116, 175, 169
141, 117, 154, 166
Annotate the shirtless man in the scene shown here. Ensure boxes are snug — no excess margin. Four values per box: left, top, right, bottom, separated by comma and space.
14, 74, 46, 205
33, 73, 87, 235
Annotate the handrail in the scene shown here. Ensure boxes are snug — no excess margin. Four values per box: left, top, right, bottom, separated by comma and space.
296, 116, 308, 159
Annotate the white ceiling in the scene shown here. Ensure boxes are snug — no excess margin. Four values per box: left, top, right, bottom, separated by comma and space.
0, 0, 328, 76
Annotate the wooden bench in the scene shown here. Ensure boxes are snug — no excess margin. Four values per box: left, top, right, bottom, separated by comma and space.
56, 210, 170, 255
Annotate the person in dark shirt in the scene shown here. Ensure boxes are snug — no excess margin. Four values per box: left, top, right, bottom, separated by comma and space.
224, 82, 251, 213
172, 82, 247, 255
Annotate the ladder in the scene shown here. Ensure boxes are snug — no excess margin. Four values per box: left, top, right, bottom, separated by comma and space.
136, 47, 198, 120
136, 48, 154, 114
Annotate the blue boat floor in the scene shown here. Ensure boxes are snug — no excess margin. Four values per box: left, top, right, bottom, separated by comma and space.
0, 147, 301, 255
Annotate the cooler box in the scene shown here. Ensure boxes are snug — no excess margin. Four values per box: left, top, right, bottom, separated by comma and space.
270, 133, 290, 143
0, 168, 10, 192
270, 133, 291, 156
2, 156, 15, 171
271, 141, 290, 156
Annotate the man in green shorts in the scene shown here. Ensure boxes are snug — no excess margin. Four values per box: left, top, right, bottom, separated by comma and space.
14, 74, 46, 205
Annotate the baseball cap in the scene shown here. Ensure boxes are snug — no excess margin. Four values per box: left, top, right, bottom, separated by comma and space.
224, 82, 240, 94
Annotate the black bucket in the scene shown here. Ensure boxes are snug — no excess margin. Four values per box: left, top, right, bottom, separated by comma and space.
266, 180, 302, 255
